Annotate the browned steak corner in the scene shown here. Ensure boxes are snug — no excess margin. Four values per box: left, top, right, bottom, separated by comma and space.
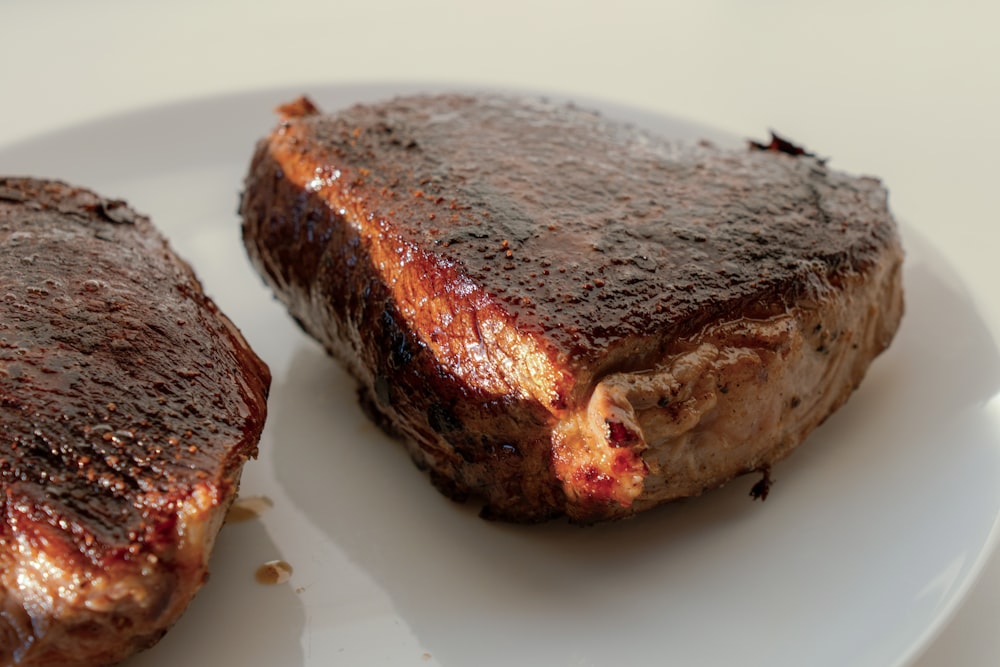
0, 177, 271, 666
240, 93, 902, 523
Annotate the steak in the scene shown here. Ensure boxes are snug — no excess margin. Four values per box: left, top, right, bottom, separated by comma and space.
0, 178, 271, 665
240, 94, 903, 523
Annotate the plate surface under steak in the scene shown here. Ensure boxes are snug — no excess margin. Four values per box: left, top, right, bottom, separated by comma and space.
240, 94, 903, 523
0, 177, 271, 665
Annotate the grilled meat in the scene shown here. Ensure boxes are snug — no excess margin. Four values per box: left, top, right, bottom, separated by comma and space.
240, 94, 902, 523
0, 177, 270, 665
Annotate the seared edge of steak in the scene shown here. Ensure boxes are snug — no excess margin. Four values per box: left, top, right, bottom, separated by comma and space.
554, 253, 903, 519
0, 177, 271, 665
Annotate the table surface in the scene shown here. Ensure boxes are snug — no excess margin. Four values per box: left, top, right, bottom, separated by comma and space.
1, 1, 997, 665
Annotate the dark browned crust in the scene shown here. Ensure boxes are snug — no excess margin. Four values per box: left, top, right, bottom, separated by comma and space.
241, 94, 900, 522
0, 177, 271, 663
248, 95, 894, 398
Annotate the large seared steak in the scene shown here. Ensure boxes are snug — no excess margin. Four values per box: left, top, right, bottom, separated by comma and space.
240, 94, 903, 523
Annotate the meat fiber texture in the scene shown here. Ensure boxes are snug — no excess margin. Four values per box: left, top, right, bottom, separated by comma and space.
0, 178, 271, 666
241, 93, 903, 524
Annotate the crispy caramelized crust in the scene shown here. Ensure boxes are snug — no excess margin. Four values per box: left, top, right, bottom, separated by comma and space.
0, 178, 271, 666
241, 94, 902, 522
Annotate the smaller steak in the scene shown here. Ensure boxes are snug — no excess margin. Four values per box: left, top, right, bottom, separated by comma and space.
0, 178, 271, 666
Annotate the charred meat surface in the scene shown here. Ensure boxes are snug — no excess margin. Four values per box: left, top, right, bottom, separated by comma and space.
0, 177, 271, 666
240, 93, 903, 523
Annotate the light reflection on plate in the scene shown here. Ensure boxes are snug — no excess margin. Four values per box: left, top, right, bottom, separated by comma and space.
1, 84, 998, 667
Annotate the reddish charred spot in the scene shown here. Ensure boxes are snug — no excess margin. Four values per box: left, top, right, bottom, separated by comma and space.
612, 450, 645, 476
574, 465, 616, 500
606, 420, 639, 447
749, 131, 825, 164
276, 96, 320, 119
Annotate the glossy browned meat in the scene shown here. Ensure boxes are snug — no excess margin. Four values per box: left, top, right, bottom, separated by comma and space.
0, 178, 270, 666
241, 93, 902, 523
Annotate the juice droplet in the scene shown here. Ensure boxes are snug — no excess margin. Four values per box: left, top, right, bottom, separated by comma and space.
255, 559, 293, 585
226, 495, 274, 523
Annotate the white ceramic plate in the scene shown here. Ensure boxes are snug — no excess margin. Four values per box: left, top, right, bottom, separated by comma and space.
2, 84, 999, 667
